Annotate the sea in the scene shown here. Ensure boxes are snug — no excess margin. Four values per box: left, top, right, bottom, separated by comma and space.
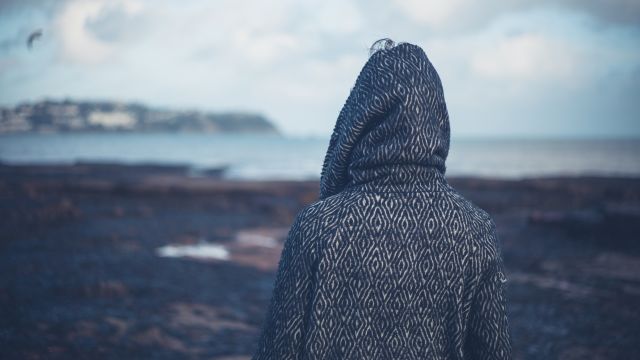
0, 133, 639, 180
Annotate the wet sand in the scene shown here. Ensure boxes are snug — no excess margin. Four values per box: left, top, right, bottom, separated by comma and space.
1, 162, 639, 359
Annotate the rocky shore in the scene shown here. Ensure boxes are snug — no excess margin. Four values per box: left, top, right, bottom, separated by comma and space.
1, 162, 639, 359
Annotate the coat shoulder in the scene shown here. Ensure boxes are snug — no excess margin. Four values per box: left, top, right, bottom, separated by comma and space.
295, 192, 348, 228
444, 187, 500, 259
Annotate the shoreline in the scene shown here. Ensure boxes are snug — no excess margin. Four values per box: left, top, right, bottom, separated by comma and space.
3, 159, 639, 180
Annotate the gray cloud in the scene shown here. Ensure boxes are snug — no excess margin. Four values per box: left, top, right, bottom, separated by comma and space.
1, 0, 638, 137
85, 3, 149, 43
563, 0, 640, 26
0, 31, 24, 52
393, 0, 640, 32
0, 0, 63, 14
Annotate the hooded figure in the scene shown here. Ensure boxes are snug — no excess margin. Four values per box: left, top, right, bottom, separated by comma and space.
253, 41, 512, 360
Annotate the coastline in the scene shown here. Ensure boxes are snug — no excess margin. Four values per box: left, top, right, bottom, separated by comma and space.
1, 162, 639, 359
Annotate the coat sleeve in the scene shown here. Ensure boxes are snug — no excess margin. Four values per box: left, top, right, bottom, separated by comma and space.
252, 210, 316, 360
465, 229, 512, 360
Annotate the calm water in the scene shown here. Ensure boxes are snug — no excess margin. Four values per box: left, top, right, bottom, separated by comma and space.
0, 133, 639, 179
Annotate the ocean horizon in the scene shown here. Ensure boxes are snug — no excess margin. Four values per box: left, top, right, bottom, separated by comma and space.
1, 133, 639, 180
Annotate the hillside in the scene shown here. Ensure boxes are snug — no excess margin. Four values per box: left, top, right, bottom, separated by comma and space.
0, 100, 279, 134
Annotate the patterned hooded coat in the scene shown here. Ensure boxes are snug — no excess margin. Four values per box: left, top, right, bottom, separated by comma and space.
253, 42, 512, 360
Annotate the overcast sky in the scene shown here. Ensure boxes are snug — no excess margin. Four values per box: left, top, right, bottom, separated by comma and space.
1, 0, 639, 137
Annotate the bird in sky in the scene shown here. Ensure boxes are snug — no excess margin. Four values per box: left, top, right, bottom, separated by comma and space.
27, 29, 43, 50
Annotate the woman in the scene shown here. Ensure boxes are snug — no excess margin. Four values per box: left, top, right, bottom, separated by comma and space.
253, 40, 512, 359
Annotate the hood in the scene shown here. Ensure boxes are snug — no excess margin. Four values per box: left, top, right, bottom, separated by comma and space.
319, 42, 451, 199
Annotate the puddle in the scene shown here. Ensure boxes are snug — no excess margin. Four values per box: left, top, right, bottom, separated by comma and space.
234, 228, 288, 248
156, 228, 287, 263
156, 243, 229, 260
235, 231, 278, 248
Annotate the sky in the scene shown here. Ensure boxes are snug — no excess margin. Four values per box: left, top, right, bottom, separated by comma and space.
0, 0, 639, 137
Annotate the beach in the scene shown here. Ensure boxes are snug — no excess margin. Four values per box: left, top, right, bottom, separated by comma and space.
1, 162, 639, 359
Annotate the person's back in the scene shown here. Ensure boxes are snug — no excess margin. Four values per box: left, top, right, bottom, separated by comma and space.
253, 40, 512, 360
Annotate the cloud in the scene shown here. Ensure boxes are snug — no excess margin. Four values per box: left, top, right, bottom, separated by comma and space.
415, 10, 640, 137
562, 0, 640, 26
0, 32, 25, 52
0, 0, 638, 137
394, 0, 640, 31
394, 0, 497, 30
470, 33, 578, 82
53, 0, 144, 64
85, 1, 145, 43
304, 0, 364, 35
232, 31, 301, 66
0, 0, 61, 13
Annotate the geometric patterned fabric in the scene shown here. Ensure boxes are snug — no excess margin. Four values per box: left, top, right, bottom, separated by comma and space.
253, 42, 512, 360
